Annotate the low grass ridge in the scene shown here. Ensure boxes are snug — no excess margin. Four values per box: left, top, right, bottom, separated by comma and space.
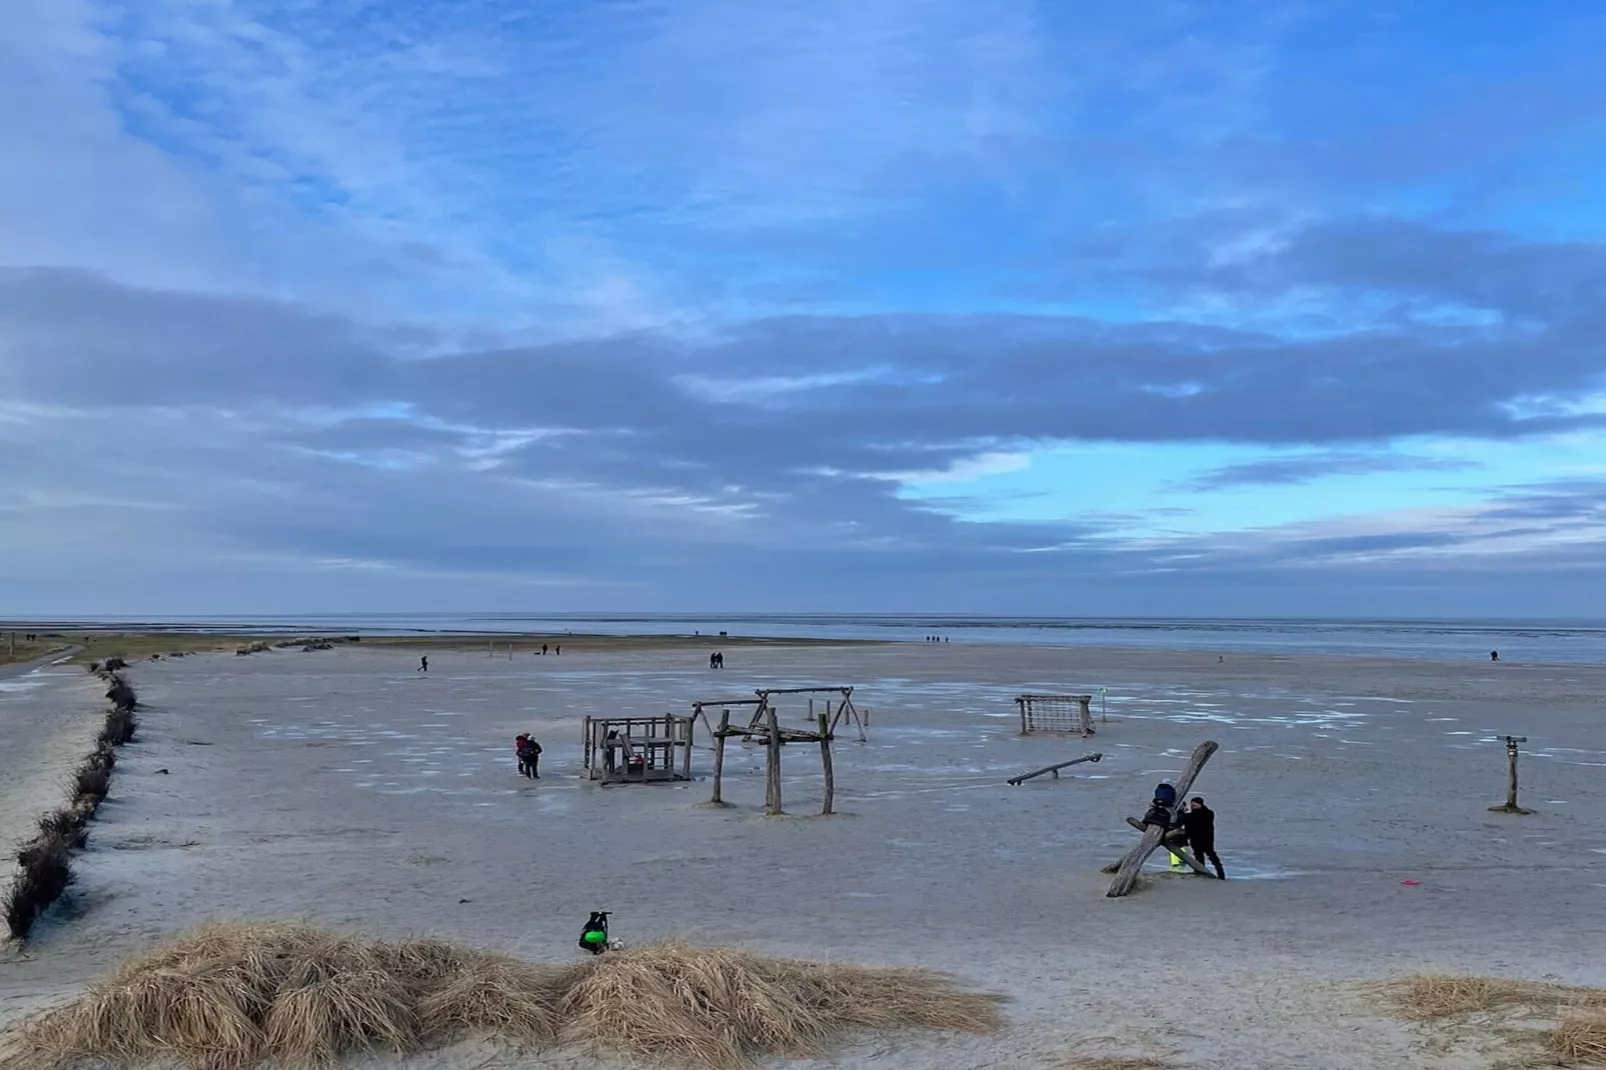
5, 701, 139, 940
4, 920, 1004, 1069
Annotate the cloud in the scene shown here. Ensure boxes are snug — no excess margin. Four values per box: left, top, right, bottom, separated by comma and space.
4, 1, 1606, 615
1178, 452, 1482, 491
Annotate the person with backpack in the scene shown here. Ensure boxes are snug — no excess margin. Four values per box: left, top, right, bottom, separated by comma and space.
515, 734, 542, 779
1142, 781, 1190, 863
579, 911, 611, 955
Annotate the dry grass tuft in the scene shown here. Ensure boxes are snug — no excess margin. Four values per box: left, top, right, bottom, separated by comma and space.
1374, 974, 1606, 1022
4, 834, 72, 940
1375, 974, 1606, 1068
102, 674, 137, 713
1553, 1012, 1606, 1065
561, 939, 1003, 1068
6, 922, 1001, 1069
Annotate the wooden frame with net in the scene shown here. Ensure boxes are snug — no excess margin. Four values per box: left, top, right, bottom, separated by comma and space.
1015, 693, 1095, 737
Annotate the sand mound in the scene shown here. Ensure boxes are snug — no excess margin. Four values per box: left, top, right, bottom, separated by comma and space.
5, 920, 1002, 1069
1373, 973, 1606, 1066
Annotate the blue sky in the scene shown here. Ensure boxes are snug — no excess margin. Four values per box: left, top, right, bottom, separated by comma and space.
2, 0, 1605, 616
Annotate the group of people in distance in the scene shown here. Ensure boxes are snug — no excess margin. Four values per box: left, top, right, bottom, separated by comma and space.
1143, 783, 1225, 879
708, 651, 725, 669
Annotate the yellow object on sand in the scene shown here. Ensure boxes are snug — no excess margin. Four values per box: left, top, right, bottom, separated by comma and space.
1168, 851, 1184, 868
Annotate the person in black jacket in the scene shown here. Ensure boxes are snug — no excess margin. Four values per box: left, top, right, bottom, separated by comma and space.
515, 734, 542, 779
1182, 796, 1225, 879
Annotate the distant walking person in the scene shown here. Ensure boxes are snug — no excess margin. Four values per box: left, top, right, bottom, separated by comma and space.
515, 734, 542, 779
1490, 650, 1500, 662
542, 643, 549, 655
1182, 796, 1225, 879
418, 656, 429, 673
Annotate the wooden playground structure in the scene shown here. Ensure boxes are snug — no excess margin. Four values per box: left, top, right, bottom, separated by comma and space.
691, 685, 869, 745
581, 715, 695, 784
690, 686, 866, 816
1103, 740, 1219, 897
1016, 693, 1095, 737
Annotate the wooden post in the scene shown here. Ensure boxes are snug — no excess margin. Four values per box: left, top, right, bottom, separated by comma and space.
682, 715, 694, 779
582, 717, 592, 779
1490, 736, 1533, 814
1106, 741, 1219, 897
765, 704, 783, 815
1017, 696, 1028, 735
818, 713, 835, 815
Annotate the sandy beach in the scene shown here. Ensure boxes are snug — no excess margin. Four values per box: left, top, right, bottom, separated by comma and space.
4, 640, 1606, 1069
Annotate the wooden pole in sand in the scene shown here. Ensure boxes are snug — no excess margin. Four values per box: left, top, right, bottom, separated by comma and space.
764, 704, 784, 815
1489, 736, 1532, 814
818, 713, 835, 815
709, 711, 729, 803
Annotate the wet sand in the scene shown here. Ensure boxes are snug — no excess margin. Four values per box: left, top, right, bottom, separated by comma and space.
4, 641, 1605, 1068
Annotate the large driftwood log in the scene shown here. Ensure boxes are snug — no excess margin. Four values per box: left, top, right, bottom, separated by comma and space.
1105, 740, 1219, 898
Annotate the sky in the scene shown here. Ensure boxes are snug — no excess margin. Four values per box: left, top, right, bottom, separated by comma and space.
2, 0, 1606, 618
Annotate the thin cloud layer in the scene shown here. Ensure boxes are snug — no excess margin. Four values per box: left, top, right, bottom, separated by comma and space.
1, 0, 1604, 615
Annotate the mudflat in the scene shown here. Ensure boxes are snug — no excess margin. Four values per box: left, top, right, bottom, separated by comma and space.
4, 641, 1604, 1069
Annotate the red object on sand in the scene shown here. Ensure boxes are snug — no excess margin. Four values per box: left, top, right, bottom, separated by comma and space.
1400, 879, 1420, 886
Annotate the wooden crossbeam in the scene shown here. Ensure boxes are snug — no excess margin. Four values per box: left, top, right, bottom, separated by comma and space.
1006, 751, 1102, 785
1122, 816, 1211, 877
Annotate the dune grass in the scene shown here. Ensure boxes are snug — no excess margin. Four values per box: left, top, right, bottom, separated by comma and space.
3, 834, 72, 940
1374, 973, 1606, 1066
4, 921, 1003, 1069
69, 634, 263, 664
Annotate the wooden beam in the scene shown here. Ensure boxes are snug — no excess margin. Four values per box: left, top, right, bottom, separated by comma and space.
764, 704, 784, 815
1006, 752, 1102, 786
710, 710, 729, 804
757, 686, 853, 696
1122, 817, 1211, 877
1105, 740, 1219, 898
